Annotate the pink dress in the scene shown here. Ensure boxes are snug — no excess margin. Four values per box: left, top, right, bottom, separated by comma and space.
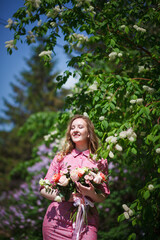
42, 149, 110, 240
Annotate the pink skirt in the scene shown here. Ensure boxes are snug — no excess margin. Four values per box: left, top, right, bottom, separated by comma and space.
43, 220, 97, 240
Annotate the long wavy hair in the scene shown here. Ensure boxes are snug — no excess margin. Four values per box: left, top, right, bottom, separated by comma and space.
60, 115, 99, 157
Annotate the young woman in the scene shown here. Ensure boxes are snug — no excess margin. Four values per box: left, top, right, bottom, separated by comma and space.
40, 115, 110, 240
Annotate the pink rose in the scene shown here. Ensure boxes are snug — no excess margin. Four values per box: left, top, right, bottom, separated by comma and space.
58, 175, 69, 186
84, 174, 93, 181
70, 169, 79, 182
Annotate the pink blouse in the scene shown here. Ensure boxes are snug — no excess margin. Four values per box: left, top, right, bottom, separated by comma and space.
42, 149, 110, 229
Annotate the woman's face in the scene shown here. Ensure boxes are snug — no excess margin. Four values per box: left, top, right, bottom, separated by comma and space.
70, 118, 89, 146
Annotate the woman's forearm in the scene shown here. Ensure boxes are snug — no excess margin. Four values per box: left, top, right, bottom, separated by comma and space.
40, 188, 57, 201
89, 192, 106, 203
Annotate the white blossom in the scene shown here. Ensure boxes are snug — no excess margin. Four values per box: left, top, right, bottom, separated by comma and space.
128, 136, 135, 142
136, 98, 144, 104
122, 204, 129, 211
88, 81, 98, 92
109, 52, 117, 61
130, 99, 136, 104
5, 40, 17, 50
110, 137, 117, 144
118, 53, 123, 57
138, 66, 145, 73
39, 50, 52, 59
133, 24, 146, 33
5, 18, 17, 28
120, 25, 126, 29
109, 151, 114, 158
107, 145, 111, 150
143, 85, 155, 94
99, 116, 105, 121
115, 144, 123, 151
50, 22, 57, 27
126, 128, 134, 137
148, 184, 154, 191
83, 112, 89, 118
38, 20, 42, 26
44, 134, 51, 141
147, 87, 155, 94
69, 33, 89, 44
119, 131, 127, 138
26, 31, 36, 43
128, 209, 134, 216
54, 196, 62, 202
142, 85, 148, 90
92, 154, 97, 161
50, 130, 57, 135
25, 0, 41, 9
124, 212, 130, 219
156, 148, 160, 154
105, 136, 114, 143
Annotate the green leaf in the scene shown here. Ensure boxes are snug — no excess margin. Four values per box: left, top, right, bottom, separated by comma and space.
143, 190, 150, 200
110, 39, 115, 47
102, 120, 108, 129
131, 148, 137, 155
117, 213, 125, 222
128, 233, 136, 240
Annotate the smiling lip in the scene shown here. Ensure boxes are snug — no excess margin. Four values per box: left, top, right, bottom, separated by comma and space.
72, 133, 80, 137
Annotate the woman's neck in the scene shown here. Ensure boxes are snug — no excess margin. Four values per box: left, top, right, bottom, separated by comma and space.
75, 143, 89, 152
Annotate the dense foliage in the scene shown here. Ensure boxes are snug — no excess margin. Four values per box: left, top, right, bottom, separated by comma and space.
0, 42, 68, 192
1, 0, 160, 239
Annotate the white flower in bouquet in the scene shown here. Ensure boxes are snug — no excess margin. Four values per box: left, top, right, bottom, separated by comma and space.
156, 148, 160, 154
93, 173, 102, 184
70, 169, 80, 182
58, 175, 70, 186
39, 178, 45, 186
44, 179, 50, 185
54, 196, 62, 202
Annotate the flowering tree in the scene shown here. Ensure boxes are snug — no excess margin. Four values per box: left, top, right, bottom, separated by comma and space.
3, 0, 160, 239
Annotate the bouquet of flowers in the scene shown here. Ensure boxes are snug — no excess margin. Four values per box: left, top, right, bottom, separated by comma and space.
39, 165, 108, 202
39, 166, 108, 240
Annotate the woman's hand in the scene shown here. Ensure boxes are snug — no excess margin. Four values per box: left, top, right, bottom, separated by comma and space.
75, 181, 106, 203
68, 192, 82, 202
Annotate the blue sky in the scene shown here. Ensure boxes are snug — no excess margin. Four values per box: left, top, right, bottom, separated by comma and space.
0, 0, 77, 129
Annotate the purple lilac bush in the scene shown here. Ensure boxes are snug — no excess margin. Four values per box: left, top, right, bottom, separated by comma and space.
0, 144, 54, 240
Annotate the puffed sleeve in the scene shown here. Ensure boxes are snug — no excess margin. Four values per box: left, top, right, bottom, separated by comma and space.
44, 155, 61, 182
39, 155, 60, 191
97, 158, 110, 196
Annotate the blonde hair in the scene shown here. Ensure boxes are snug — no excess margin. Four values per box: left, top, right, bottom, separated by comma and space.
59, 115, 99, 158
